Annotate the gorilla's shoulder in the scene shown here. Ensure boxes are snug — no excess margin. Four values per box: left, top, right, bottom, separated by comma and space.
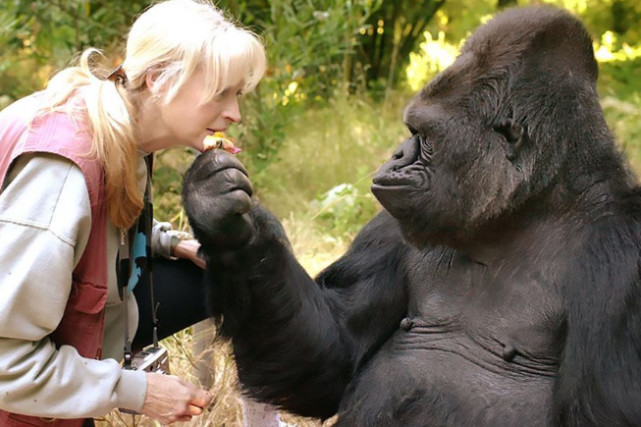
350, 210, 404, 249
315, 211, 409, 286
570, 187, 641, 269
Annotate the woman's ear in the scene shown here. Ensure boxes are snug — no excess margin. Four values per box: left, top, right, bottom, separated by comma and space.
144, 69, 162, 94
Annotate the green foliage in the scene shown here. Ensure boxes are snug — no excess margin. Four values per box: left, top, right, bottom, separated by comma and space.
219, 0, 385, 170
562, 0, 641, 45
590, 17, 641, 174
405, 29, 459, 91
596, 45, 641, 102
0, 0, 148, 100
423, 0, 496, 43
3, 0, 641, 237
602, 95, 641, 172
312, 183, 378, 237
247, 90, 408, 240
356, 0, 446, 95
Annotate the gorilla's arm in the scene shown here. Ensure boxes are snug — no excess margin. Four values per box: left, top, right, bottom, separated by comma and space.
213, 209, 408, 418
183, 151, 409, 418
553, 216, 641, 426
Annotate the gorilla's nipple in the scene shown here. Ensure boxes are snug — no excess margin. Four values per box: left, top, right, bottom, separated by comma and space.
502, 343, 518, 362
400, 317, 414, 331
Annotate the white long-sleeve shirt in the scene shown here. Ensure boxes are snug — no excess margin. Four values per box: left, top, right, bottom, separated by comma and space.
0, 153, 147, 418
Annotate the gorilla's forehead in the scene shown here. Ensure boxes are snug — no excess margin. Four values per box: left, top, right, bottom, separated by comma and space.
404, 54, 481, 123
422, 53, 475, 95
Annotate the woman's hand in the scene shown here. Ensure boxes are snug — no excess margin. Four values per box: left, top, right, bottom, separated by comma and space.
172, 238, 206, 269
140, 372, 212, 424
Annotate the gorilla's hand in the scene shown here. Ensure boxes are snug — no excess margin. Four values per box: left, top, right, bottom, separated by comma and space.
182, 149, 254, 252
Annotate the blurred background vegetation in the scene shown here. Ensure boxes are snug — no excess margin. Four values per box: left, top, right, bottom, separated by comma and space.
1, 0, 640, 244
2, 0, 640, 425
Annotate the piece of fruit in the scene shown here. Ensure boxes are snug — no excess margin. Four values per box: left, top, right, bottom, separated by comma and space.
203, 132, 242, 154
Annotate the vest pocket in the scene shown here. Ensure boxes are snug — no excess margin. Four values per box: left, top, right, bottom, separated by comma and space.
51, 279, 107, 359
67, 279, 107, 314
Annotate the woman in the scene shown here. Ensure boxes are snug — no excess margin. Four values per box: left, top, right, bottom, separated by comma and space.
0, 0, 266, 425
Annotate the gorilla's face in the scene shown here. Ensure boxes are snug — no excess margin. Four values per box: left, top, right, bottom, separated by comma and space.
372, 6, 601, 248
372, 50, 535, 246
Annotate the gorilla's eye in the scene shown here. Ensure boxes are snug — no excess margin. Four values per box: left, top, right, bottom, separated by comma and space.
407, 125, 419, 136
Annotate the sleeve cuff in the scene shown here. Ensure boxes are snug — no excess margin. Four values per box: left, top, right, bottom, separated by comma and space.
151, 221, 173, 258
115, 369, 148, 412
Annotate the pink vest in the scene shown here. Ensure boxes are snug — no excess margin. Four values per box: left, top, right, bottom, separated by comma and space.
0, 94, 109, 427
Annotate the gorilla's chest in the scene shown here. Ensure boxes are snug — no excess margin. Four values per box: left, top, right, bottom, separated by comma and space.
403, 249, 564, 372
338, 252, 564, 426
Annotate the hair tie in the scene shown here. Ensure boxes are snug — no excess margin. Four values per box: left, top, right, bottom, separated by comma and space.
107, 64, 128, 86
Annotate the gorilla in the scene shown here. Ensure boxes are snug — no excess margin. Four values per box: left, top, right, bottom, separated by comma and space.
183, 6, 641, 426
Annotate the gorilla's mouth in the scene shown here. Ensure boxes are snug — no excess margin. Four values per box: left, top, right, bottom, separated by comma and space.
371, 164, 431, 189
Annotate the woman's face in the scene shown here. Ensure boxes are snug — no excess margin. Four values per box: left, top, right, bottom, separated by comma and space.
140, 67, 243, 153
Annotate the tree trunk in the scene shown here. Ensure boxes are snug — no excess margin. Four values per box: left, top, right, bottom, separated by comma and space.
497, 0, 517, 9
360, 0, 445, 90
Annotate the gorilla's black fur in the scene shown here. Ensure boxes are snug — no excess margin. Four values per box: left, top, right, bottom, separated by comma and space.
183, 6, 641, 426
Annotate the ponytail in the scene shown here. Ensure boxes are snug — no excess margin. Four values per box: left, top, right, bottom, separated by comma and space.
40, 49, 143, 229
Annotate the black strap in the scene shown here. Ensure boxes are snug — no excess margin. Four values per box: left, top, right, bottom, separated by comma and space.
119, 155, 158, 368
143, 155, 160, 348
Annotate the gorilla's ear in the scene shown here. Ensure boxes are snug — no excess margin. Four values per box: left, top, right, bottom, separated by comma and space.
494, 119, 526, 161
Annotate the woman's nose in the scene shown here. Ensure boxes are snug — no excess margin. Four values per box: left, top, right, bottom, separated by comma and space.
224, 98, 241, 123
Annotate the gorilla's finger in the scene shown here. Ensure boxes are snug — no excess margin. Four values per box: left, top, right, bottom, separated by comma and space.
185, 186, 252, 219
189, 150, 249, 182
223, 189, 253, 215
217, 168, 253, 197
188, 167, 253, 202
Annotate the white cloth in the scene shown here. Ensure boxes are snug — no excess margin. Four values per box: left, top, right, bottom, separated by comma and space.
241, 398, 284, 427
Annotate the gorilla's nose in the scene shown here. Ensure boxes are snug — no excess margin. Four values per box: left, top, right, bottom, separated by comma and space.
373, 136, 421, 183
393, 135, 421, 163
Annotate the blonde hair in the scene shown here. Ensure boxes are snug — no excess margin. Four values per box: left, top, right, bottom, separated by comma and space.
40, 0, 266, 229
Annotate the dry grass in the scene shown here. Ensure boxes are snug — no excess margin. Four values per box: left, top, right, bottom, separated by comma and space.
97, 331, 330, 427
